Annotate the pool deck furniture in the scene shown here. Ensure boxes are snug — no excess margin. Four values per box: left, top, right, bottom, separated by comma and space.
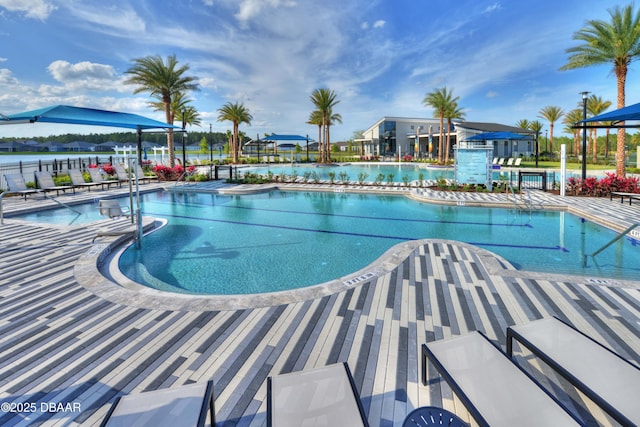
100, 380, 215, 427
421, 332, 581, 427
34, 170, 75, 196
0, 184, 638, 426
88, 168, 119, 190
68, 169, 104, 192
610, 191, 640, 205
267, 362, 369, 427
113, 163, 131, 187
2, 173, 41, 199
136, 165, 157, 184
506, 316, 640, 426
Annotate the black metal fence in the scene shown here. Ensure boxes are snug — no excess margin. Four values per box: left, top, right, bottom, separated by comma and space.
498, 170, 558, 191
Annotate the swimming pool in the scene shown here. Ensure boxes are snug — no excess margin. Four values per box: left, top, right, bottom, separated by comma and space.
243, 163, 573, 184
13, 190, 639, 294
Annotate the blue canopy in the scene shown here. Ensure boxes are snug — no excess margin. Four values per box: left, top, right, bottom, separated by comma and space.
263, 134, 309, 141
466, 131, 527, 141
0, 105, 178, 130
580, 102, 640, 123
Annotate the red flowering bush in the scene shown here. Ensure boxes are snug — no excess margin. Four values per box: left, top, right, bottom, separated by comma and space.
153, 164, 185, 180
100, 164, 115, 176
566, 173, 639, 196
402, 154, 413, 162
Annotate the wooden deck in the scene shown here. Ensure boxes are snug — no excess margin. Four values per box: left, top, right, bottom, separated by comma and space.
0, 183, 638, 426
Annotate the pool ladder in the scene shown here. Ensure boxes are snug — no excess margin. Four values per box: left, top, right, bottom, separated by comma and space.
175, 169, 198, 187
583, 222, 640, 267
507, 186, 533, 216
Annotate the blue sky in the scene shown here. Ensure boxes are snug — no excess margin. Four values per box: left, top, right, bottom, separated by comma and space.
0, 0, 635, 141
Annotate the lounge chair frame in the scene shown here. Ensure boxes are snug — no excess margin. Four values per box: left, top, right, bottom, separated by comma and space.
422, 331, 581, 427
34, 171, 75, 196
609, 191, 640, 205
2, 173, 41, 199
100, 380, 215, 427
88, 168, 118, 190
506, 316, 640, 426
68, 169, 103, 192
267, 362, 369, 427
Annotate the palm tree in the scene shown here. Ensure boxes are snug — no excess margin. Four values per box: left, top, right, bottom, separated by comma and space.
563, 109, 584, 156
307, 110, 323, 158
309, 88, 340, 163
586, 95, 612, 162
561, 3, 640, 176
217, 102, 252, 164
124, 54, 199, 167
423, 87, 459, 164
325, 109, 343, 162
538, 106, 564, 154
515, 119, 531, 130
444, 102, 465, 164
528, 120, 544, 158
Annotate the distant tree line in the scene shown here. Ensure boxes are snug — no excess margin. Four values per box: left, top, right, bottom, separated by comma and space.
0, 131, 230, 146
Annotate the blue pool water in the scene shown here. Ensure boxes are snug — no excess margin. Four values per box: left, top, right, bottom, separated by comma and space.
13, 190, 640, 294
243, 163, 573, 184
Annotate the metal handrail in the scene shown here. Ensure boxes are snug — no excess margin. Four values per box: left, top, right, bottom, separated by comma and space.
583, 223, 640, 267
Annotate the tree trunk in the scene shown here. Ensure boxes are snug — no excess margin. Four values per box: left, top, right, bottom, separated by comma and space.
164, 102, 175, 167
549, 123, 554, 154
233, 123, 239, 163
615, 65, 627, 176
445, 118, 452, 164
592, 128, 598, 163
326, 125, 331, 162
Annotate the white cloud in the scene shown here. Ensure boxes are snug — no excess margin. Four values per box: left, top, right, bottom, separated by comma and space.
62, 3, 146, 34
0, 68, 18, 85
373, 20, 385, 29
483, 3, 501, 14
48, 60, 116, 81
0, 0, 56, 20
235, 0, 297, 24
41, 60, 127, 96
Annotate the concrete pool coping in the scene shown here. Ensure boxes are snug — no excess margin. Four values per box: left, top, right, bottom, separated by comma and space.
68, 182, 640, 311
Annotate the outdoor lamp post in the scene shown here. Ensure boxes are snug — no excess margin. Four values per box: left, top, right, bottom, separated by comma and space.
209, 124, 213, 164
581, 91, 589, 180
181, 111, 187, 167
535, 130, 539, 168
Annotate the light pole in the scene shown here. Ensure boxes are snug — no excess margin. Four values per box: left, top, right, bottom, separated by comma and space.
181, 111, 187, 167
581, 91, 589, 180
535, 130, 539, 168
209, 124, 213, 164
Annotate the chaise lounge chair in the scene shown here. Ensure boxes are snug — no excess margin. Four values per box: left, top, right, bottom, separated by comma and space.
507, 316, 640, 426
267, 362, 369, 427
100, 380, 215, 427
513, 158, 522, 167
34, 171, 75, 196
2, 173, 41, 199
136, 165, 157, 184
69, 169, 104, 192
422, 331, 580, 427
88, 168, 118, 190
113, 163, 130, 187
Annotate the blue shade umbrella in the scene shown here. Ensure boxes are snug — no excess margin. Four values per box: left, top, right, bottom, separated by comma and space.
1, 104, 178, 165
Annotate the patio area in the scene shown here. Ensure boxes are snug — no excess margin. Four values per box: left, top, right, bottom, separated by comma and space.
0, 183, 638, 426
